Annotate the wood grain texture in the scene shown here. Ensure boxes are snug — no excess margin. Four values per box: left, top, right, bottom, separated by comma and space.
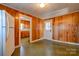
21, 31, 30, 38
53, 12, 79, 43
32, 17, 44, 41
20, 20, 30, 38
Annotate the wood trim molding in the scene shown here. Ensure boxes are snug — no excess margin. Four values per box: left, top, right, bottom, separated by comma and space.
52, 39, 79, 46
30, 38, 43, 43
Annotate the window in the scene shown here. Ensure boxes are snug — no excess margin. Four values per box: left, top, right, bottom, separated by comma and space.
20, 23, 24, 30
45, 22, 51, 30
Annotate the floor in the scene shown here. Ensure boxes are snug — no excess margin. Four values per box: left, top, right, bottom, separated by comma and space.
12, 38, 79, 56
21, 38, 30, 45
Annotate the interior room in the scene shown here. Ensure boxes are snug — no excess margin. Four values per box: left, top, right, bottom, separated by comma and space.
0, 3, 79, 56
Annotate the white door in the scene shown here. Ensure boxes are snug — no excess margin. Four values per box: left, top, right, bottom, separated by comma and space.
2, 11, 15, 56
43, 20, 52, 40
6, 12, 15, 56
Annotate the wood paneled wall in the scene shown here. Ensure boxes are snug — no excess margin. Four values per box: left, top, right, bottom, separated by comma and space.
15, 14, 19, 46
0, 4, 44, 46
32, 17, 44, 41
53, 12, 79, 43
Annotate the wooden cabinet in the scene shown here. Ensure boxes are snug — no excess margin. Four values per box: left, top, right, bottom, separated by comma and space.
21, 31, 29, 38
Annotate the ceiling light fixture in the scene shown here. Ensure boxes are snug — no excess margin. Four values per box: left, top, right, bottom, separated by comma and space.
40, 3, 45, 8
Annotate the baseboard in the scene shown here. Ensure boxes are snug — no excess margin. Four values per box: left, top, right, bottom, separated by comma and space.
30, 37, 43, 43
15, 44, 21, 48
51, 39, 79, 45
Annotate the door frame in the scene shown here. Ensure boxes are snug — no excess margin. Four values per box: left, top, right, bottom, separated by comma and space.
19, 15, 32, 47
43, 19, 53, 40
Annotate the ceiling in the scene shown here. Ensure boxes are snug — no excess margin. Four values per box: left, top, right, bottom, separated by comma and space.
2, 3, 79, 19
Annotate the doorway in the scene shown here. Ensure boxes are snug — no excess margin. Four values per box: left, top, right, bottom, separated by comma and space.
19, 14, 32, 46
43, 20, 52, 40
